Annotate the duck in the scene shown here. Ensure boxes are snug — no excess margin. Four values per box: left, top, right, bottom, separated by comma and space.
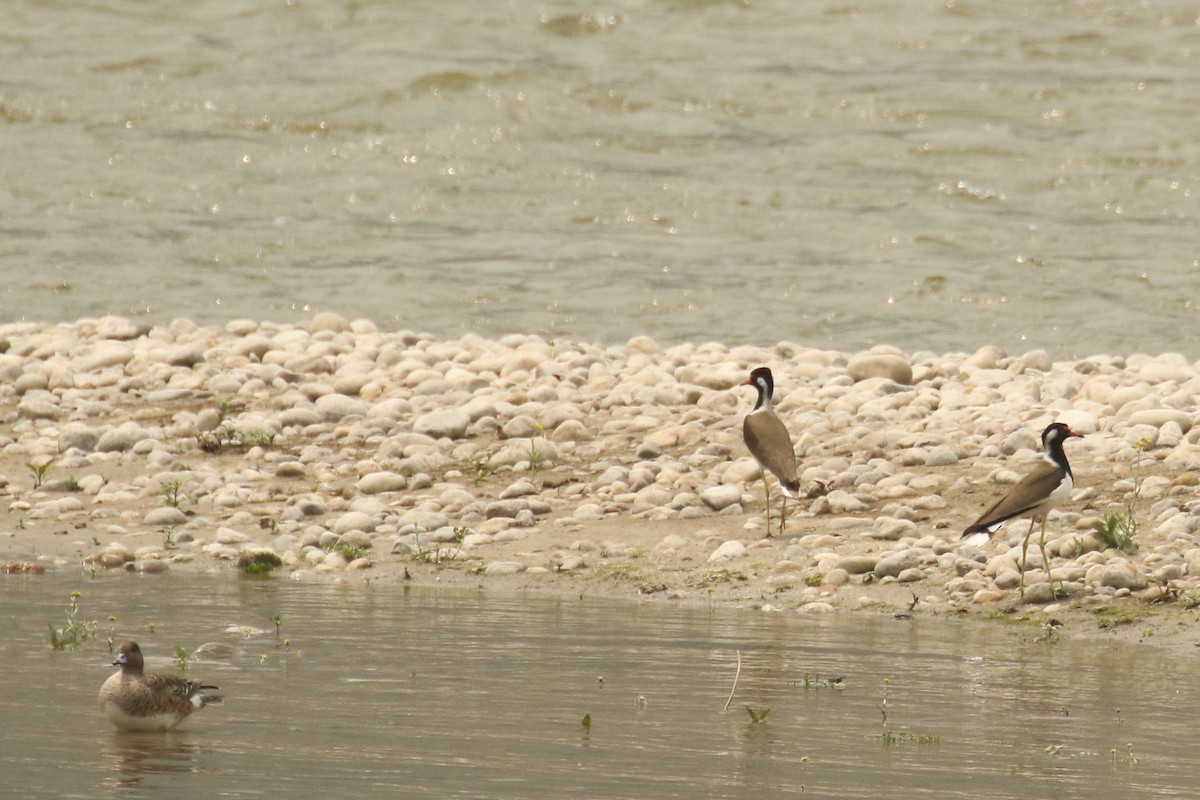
99, 641, 222, 731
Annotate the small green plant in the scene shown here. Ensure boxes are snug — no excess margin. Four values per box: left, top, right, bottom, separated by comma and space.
49, 590, 97, 650
161, 478, 191, 508
173, 644, 190, 673
527, 430, 547, 474
238, 551, 283, 575
67, 475, 82, 492
335, 543, 370, 560
461, 449, 497, 485
160, 526, 177, 550
1093, 437, 1152, 553
241, 429, 277, 448
1035, 621, 1062, 644
797, 673, 846, 689
875, 677, 941, 744
28, 457, 56, 489
745, 706, 771, 723
880, 729, 943, 745
411, 536, 460, 565
193, 403, 276, 452
269, 613, 283, 637
1091, 512, 1139, 553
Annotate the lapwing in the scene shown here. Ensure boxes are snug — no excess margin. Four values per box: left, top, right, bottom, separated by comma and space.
743, 367, 800, 537
963, 422, 1082, 599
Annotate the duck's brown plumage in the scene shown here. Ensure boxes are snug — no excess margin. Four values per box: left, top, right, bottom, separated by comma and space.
99, 641, 222, 732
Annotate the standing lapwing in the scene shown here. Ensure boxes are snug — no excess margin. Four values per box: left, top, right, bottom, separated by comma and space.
963, 422, 1083, 599
743, 367, 800, 537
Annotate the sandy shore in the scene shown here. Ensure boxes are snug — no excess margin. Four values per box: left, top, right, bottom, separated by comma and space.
2, 314, 1199, 652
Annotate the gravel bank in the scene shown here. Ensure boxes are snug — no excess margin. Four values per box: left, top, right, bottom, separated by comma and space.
2, 314, 1199, 650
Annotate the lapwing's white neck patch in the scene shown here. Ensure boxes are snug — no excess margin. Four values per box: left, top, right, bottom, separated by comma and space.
755, 378, 773, 412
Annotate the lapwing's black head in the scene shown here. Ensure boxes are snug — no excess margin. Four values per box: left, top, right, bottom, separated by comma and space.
1042, 422, 1082, 449
745, 367, 774, 396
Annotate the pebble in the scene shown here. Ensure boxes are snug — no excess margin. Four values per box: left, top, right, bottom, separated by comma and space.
708, 540, 749, 563
356, 472, 407, 495
846, 353, 913, 385
700, 485, 742, 512
143, 507, 188, 527
484, 561, 527, 575
414, 409, 470, 439
873, 549, 921, 579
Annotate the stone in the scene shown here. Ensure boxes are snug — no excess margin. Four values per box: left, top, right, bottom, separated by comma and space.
334, 511, 379, 534
484, 561, 527, 575
1020, 583, 1057, 604
485, 499, 529, 519
59, 423, 100, 453
1127, 409, 1192, 433
215, 528, 251, 545
413, 409, 470, 439
356, 472, 407, 494
825, 490, 868, 514
873, 549, 921, 579
143, 507, 188, 527
77, 343, 134, 371
924, 446, 958, 467
708, 540, 748, 563
550, 420, 592, 442
847, 353, 913, 384
1099, 564, 1148, 591
315, 393, 366, 420
868, 518, 916, 541
835, 555, 877, 574
700, 485, 743, 512
96, 426, 146, 453
18, 397, 62, 419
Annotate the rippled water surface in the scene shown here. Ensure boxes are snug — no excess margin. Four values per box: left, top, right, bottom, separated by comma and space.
2, 0, 1198, 356
3, 573, 1200, 798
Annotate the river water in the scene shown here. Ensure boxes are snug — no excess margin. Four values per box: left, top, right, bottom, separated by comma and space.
2, 572, 1199, 799
2, 0, 1198, 357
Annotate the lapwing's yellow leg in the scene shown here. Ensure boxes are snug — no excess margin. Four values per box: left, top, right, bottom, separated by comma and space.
761, 473, 773, 537
1038, 518, 1058, 599
779, 493, 788, 538
1019, 518, 1037, 599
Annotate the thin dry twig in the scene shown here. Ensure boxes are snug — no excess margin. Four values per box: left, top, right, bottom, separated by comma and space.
724, 649, 742, 712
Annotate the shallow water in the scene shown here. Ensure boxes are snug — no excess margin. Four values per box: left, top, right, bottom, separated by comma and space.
2, 572, 1198, 798
2, 0, 1198, 357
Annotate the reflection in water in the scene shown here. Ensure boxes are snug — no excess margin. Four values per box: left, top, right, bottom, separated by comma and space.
100, 733, 197, 793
